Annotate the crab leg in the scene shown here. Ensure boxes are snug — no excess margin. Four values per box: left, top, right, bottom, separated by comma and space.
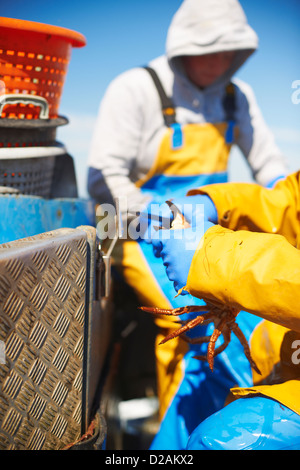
204, 316, 229, 370
159, 314, 213, 345
231, 322, 261, 375
140, 300, 260, 374
213, 328, 231, 357
193, 328, 231, 366
180, 333, 211, 345
139, 305, 208, 316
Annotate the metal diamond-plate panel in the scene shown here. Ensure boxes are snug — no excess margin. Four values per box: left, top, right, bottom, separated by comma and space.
0, 228, 91, 450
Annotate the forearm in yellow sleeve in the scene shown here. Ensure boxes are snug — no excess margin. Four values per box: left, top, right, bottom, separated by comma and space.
187, 172, 300, 246
185, 225, 300, 333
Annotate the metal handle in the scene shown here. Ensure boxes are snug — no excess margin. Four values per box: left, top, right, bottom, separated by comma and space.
0, 94, 49, 119
96, 198, 123, 299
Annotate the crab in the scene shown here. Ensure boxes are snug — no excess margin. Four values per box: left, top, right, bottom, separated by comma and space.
140, 302, 261, 375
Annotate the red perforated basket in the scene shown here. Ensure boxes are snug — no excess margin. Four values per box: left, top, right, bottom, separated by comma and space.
0, 17, 86, 120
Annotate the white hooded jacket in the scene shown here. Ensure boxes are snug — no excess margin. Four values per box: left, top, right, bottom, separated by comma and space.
88, 0, 287, 213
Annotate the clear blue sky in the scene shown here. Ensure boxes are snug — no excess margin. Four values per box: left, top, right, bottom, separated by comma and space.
1, 0, 300, 196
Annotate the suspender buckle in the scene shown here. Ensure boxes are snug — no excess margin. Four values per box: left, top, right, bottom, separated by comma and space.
163, 106, 177, 127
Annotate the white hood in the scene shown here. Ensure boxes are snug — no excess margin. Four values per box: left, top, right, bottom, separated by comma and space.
166, 0, 258, 87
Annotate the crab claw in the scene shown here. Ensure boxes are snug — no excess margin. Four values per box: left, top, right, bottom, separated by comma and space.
165, 200, 190, 229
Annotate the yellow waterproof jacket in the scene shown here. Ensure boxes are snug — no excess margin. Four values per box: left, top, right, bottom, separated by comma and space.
185, 171, 300, 414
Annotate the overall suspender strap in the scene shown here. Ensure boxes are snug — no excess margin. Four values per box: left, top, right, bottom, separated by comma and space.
143, 66, 183, 148
143, 66, 177, 127
223, 82, 236, 144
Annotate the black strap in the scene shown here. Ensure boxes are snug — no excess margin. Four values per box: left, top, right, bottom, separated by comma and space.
223, 82, 236, 122
143, 66, 177, 126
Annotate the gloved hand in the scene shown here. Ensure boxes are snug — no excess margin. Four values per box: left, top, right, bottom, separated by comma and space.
169, 195, 218, 226
132, 199, 173, 241
151, 221, 214, 294
134, 194, 217, 241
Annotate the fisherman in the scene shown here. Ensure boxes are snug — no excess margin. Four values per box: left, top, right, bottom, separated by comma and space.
87, 0, 288, 449
151, 171, 300, 449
